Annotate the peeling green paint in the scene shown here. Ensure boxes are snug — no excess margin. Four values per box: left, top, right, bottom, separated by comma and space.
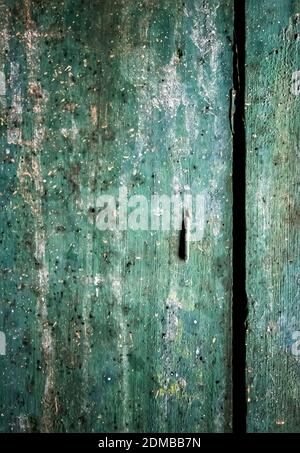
0, 0, 233, 432
246, 0, 300, 433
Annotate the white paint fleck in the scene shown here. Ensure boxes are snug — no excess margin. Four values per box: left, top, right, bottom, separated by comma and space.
0, 331, 6, 355
0, 70, 6, 96
17, 414, 30, 432
61, 117, 78, 140
290, 70, 300, 96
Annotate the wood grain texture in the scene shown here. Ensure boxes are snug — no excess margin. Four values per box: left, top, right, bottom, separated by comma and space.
0, 0, 233, 432
246, 0, 300, 432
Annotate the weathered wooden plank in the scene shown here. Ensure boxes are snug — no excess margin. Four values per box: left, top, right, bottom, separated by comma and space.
246, 0, 300, 432
0, 0, 233, 432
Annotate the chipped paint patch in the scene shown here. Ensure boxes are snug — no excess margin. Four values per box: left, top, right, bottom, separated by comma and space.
0, 70, 6, 96
90, 104, 98, 125
290, 70, 300, 96
7, 62, 22, 145
0, 331, 6, 355
164, 292, 182, 341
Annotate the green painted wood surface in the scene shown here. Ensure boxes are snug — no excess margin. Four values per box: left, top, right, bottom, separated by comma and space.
0, 0, 233, 432
246, 0, 300, 432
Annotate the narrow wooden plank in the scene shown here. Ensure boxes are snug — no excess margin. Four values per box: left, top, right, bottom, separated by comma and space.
246, 0, 300, 432
0, 0, 233, 432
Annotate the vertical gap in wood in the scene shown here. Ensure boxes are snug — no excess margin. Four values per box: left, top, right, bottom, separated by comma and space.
232, 0, 247, 433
